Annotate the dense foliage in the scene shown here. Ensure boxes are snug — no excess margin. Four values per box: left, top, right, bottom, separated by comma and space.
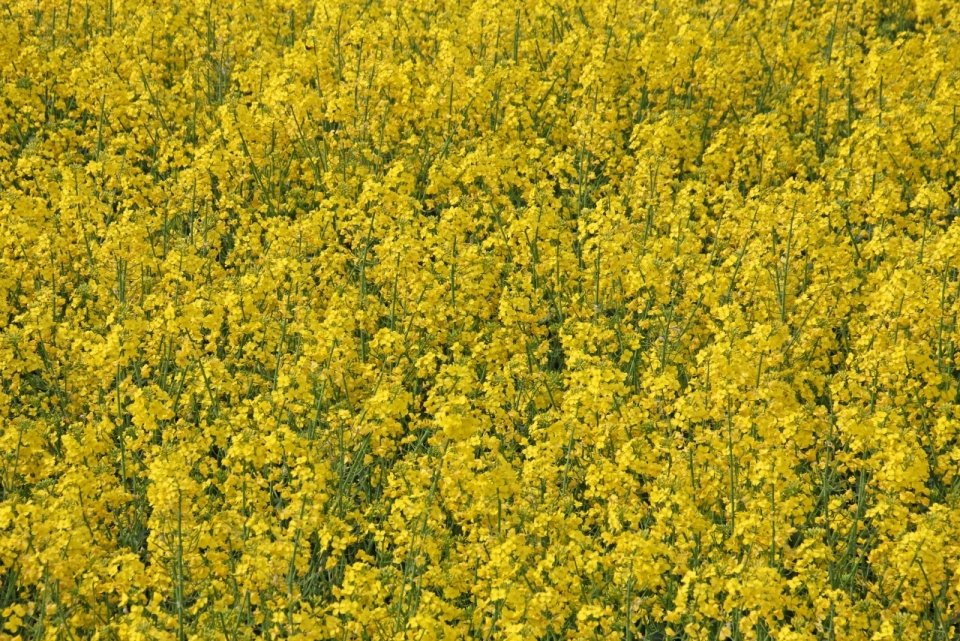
2, 0, 960, 638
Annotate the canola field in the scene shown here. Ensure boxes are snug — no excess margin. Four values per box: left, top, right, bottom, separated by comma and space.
2, 0, 960, 639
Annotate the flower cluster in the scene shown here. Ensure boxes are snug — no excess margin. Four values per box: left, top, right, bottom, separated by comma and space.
2, 0, 960, 639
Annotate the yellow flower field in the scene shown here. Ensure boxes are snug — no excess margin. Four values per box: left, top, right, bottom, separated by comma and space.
2, 0, 960, 638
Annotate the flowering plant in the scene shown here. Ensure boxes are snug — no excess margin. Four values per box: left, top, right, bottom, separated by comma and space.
1, 0, 960, 639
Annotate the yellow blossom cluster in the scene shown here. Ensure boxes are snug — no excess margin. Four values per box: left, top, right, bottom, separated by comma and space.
2, 0, 960, 639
